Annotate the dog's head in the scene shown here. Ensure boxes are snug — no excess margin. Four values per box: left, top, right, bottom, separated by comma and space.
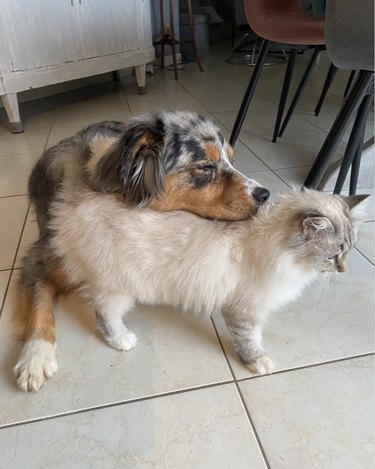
97, 111, 270, 220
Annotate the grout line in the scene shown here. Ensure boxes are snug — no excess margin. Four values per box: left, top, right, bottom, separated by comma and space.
0, 204, 31, 319
210, 318, 271, 469
354, 246, 375, 266
0, 379, 235, 431
0, 194, 28, 199
236, 352, 375, 384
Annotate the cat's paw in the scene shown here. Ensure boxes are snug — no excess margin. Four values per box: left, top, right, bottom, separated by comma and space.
14, 340, 58, 392
107, 331, 138, 351
246, 355, 274, 375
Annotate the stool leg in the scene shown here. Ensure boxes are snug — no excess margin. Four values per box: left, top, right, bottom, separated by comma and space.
303, 70, 374, 189
187, 0, 204, 72
230, 39, 270, 146
344, 70, 357, 98
314, 63, 338, 116
279, 47, 321, 138
272, 49, 297, 143
169, 0, 179, 80
334, 92, 373, 194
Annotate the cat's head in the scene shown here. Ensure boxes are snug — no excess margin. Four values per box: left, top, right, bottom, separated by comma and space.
290, 191, 369, 274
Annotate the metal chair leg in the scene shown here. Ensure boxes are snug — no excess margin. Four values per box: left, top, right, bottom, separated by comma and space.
230, 39, 270, 146
344, 70, 357, 98
334, 91, 373, 194
314, 63, 338, 116
303, 70, 374, 189
278, 47, 321, 138
272, 49, 297, 143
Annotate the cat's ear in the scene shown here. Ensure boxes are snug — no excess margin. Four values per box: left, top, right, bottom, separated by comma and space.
342, 194, 370, 217
302, 215, 334, 236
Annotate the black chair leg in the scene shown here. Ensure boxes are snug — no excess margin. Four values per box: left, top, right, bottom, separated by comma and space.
349, 141, 364, 195
334, 91, 373, 194
303, 70, 374, 189
230, 39, 270, 146
278, 47, 321, 138
344, 70, 357, 98
272, 49, 297, 143
314, 63, 338, 116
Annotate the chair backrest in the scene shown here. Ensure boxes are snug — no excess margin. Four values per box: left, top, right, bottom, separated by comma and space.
244, 0, 312, 37
325, 0, 374, 71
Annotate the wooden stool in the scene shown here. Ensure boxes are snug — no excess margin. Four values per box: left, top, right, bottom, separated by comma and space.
154, 0, 204, 80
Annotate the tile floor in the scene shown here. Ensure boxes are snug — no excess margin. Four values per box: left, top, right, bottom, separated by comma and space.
0, 46, 374, 469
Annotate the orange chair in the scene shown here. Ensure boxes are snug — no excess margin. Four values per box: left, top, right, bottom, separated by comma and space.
230, 0, 325, 146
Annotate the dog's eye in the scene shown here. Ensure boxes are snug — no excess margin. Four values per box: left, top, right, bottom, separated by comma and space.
197, 165, 215, 173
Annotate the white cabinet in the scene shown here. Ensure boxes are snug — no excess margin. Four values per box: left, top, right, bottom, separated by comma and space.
0, 0, 155, 132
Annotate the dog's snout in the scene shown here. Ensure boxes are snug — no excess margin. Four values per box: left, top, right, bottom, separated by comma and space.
252, 187, 270, 204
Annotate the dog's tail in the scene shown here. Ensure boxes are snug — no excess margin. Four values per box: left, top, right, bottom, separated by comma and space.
28, 135, 90, 233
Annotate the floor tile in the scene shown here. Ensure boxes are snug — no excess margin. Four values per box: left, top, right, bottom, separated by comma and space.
214, 109, 342, 170
0, 127, 50, 156
123, 73, 207, 115
213, 248, 374, 379
355, 221, 375, 264
0, 284, 232, 426
276, 167, 375, 222
239, 356, 374, 469
0, 384, 266, 469
0, 270, 10, 309
0, 154, 39, 197
0, 197, 28, 270
244, 170, 291, 197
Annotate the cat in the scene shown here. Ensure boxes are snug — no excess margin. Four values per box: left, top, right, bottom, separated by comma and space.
14, 188, 368, 391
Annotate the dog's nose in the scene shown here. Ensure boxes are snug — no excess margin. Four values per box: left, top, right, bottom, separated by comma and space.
252, 187, 270, 204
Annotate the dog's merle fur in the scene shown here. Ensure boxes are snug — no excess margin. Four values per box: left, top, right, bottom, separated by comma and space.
28, 111, 270, 233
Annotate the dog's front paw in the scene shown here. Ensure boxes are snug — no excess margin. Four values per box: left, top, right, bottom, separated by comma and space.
14, 340, 58, 392
107, 331, 138, 351
246, 355, 274, 375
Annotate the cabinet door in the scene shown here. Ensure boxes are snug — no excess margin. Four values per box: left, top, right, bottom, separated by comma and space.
0, 0, 84, 72
76, 0, 143, 59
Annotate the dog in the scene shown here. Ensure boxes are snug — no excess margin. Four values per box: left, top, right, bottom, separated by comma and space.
13, 188, 367, 391
29, 110, 270, 233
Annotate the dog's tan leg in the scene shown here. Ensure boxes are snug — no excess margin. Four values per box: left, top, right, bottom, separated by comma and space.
14, 280, 58, 392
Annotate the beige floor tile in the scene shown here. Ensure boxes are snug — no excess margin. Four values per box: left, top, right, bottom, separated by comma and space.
356, 221, 375, 264
214, 109, 340, 170
0, 283, 232, 426
0, 127, 50, 156
213, 249, 374, 379
0, 154, 38, 197
244, 170, 291, 197
0, 197, 28, 270
239, 356, 374, 469
0, 270, 10, 308
0, 384, 266, 469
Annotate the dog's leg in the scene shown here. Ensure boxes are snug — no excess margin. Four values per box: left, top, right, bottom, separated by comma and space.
14, 280, 58, 392
221, 308, 274, 375
94, 294, 137, 351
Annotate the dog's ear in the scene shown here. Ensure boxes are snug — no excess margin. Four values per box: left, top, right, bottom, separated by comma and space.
93, 120, 166, 205
116, 123, 165, 205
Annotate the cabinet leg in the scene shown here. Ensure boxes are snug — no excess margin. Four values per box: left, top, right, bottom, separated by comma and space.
1, 93, 24, 133
134, 64, 146, 94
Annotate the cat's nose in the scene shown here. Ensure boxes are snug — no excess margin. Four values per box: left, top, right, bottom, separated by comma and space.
252, 187, 270, 204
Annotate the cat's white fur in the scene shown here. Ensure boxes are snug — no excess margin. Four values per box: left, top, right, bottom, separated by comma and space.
15, 189, 365, 390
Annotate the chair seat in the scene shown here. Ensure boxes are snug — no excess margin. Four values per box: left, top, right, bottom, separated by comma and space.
250, 11, 325, 45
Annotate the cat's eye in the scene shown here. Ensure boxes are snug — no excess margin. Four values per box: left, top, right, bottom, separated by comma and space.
326, 254, 337, 260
